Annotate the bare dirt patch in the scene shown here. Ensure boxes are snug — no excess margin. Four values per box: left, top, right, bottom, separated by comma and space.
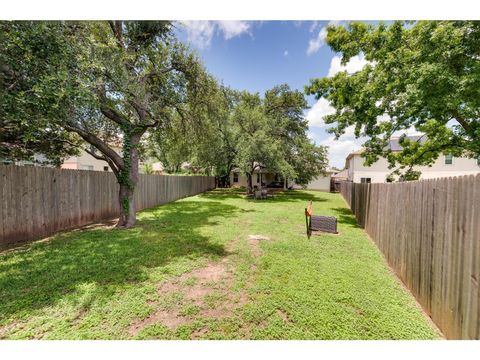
248, 234, 270, 257
277, 309, 291, 323
0, 322, 18, 339
128, 309, 190, 336
128, 260, 250, 337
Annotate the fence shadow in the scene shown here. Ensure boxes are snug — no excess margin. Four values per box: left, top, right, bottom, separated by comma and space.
0, 199, 241, 323
330, 207, 360, 228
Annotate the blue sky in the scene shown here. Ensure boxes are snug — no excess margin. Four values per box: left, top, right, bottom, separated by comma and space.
176, 20, 370, 169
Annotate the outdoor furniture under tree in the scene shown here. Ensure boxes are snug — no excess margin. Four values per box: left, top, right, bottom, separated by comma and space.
305, 201, 338, 237
253, 188, 273, 200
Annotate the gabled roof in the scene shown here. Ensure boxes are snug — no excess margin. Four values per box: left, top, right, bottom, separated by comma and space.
345, 148, 365, 162
385, 135, 426, 151
331, 169, 348, 178
345, 135, 427, 162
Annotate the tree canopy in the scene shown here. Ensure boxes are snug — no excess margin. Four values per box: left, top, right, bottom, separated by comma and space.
149, 83, 328, 192
1, 22, 82, 165
1, 21, 217, 227
305, 21, 480, 180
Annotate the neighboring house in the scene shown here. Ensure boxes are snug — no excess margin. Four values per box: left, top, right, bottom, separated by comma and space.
230, 167, 277, 188
345, 136, 480, 183
230, 166, 337, 191
151, 162, 164, 174
301, 168, 338, 191
331, 169, 348, 182
61, 146, 122, 172
61, 145, 159, 174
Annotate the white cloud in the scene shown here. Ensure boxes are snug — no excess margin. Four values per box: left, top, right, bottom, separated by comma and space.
306, 21, 344, 56
327, 53, 369, 77
318, 126, 367, 169
182, 21, 251, 49
307, 26, 328, 55
182, 21, 215, 49
309, 21, 320, 33
283, 50, 289, 57
306, 98, 335, 128
216, 21, 250, 40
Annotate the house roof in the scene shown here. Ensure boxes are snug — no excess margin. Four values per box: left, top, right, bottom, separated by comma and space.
345, 148, 365, 162
345, 135, 426, 163
386, 135, 426, 151
344, 135, 427, 169
331, 169, 348, 179
231, 167, 271, 174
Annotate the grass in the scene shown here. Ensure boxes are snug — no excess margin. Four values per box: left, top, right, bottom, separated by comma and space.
0, 188, 441, 339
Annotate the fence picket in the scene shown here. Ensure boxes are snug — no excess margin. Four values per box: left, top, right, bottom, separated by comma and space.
0, 164, 215, 247
340, 175, 480, 339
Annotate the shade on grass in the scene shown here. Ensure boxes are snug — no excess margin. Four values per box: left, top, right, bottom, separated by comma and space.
0, 189, 440, 339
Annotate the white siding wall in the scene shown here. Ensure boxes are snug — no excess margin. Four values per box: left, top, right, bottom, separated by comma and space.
304, 175, 331, 191
230, 172, 275, 187
62, 148, 152, 174
230, 172, 248, 187
349, 154, 480, 183
62, 149, 117, 172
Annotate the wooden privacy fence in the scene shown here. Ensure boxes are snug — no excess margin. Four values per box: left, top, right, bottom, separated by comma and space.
0, 164, 215, 247
340, 175, 480, 339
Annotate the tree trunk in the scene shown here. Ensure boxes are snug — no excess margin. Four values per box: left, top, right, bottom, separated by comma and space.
247, 173, 253, 194
117, 184, 136, 228
116, 137, 140, 228
283, 177, 287, 190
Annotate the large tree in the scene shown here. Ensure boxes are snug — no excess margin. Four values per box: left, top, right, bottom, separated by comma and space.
305, 21, 480, 180
1, 21, 215, 227
233, 86, 328, 193
264, 84, 328, 187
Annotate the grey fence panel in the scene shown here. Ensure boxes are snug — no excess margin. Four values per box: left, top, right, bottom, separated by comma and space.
0, 164, 215, 247
340, 175, 480, 339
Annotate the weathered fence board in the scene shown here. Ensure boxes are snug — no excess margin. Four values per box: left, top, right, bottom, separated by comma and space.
0, 164, 215, 247
340, 174, 480, 339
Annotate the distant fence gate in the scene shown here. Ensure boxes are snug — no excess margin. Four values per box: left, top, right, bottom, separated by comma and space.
340, 175, 480, 339
0, 164, 215, 247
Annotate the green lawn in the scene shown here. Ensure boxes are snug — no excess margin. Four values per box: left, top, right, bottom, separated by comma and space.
0, 189, 440, 339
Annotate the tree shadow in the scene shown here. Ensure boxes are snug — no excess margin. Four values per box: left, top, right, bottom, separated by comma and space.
330, 207, 360, 228
0, 199, 242, 322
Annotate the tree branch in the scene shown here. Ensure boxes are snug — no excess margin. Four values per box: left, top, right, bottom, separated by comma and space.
450, 109, 473, 135
64, 123, 124, 170
84, 146, 107, 161
108, 21, 125, 49
95, 82, 131, 128
84, 146, 120, 177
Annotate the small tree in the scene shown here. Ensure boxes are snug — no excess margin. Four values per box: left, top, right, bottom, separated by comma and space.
143, 163, 154, 175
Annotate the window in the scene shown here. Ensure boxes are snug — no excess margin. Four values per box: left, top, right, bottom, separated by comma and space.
233, 172, 239, 183
445, 154, 453, 165
80, 165, 94, 171
256, 173, 260, 183
360, 177, 371, 184
104, 166, 109, 171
